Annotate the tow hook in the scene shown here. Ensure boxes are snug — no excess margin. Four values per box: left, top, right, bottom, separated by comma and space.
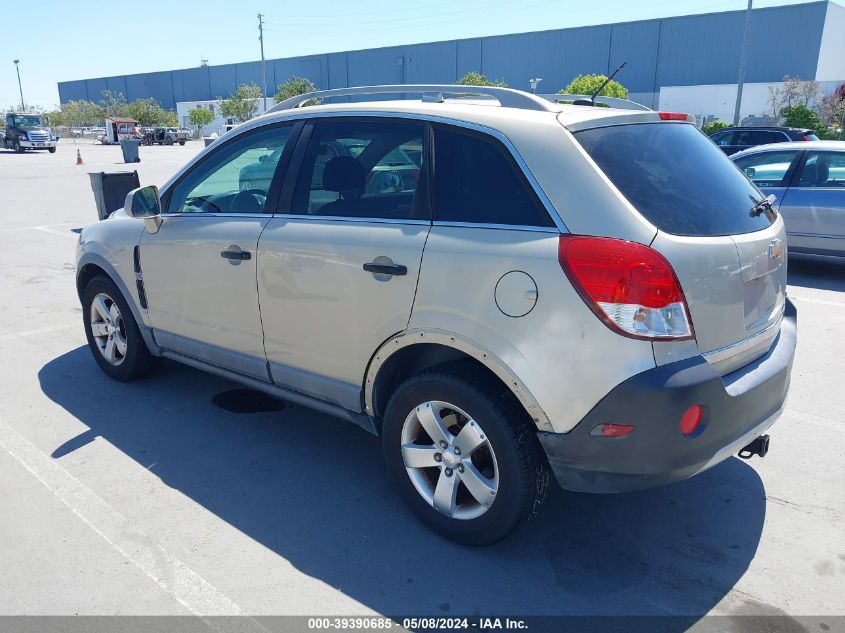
739, 434, 770, 459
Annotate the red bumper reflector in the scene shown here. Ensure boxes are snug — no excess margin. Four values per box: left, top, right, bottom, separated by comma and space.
590, 423, 635, 438
680, 405, 703, 436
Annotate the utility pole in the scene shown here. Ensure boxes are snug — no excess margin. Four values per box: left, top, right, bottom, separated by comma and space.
258, 13, 268, 114
733, 0, 753, 126
13, 59, 25, 111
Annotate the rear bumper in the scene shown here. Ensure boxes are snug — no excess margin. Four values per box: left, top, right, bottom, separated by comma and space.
538, 299, 797, 493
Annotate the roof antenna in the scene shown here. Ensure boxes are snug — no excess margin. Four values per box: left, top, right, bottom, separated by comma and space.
590, 61, 627, 107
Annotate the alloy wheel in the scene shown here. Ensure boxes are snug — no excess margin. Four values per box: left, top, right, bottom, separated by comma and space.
401, 400, 499, 520
89, 292, 128, 366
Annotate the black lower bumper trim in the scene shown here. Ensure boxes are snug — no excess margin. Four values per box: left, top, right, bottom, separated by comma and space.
538, 299, 797, 493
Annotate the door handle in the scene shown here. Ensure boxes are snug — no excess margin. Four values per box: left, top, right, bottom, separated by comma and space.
363, 262, 407, 276
221, 250, 251, 260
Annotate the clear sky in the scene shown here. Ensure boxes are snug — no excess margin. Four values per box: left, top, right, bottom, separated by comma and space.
0, 0, 819, 110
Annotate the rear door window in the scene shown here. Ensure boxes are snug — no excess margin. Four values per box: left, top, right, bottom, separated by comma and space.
796, 151, 845, 188
709, 130, 736, 147
432, 126, 553, 227
575, 123, 776, 236
291, 119, 426, 220
734, 150, 800, 187
734, 130, 779, 146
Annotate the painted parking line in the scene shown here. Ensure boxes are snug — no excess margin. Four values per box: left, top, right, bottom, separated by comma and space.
33, 225, 81, 239
788, 295, 845, 309
0, 324, 77, 342
0, 415, 264, 626
0, 222, 79, 234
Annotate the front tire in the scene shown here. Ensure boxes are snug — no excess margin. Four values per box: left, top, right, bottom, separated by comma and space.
82, 276, 161, 381
48, 147, 57, 153
13, 140, 24, 153
382, 367, 549, 545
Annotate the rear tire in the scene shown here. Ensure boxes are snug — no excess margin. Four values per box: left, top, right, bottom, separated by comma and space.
382, 366, 549, 545
82, 276, 161, 381
178, 140, 185, 146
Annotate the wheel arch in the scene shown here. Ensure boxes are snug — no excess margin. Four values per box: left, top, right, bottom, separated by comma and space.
76, 253, 160, 355
364, 329, 553, 432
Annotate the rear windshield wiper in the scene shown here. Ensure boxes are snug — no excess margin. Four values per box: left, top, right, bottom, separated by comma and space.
750, 194, 777, 217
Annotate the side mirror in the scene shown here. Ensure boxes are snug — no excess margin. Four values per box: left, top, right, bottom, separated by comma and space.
744, 167, 756, 178
124, 185, 162, 233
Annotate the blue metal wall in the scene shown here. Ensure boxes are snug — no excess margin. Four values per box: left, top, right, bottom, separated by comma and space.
58, 1, 833, 105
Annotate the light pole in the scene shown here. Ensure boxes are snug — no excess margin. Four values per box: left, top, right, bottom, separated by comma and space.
13, 59, 25, 111
258, 14, 267, 114
733, 0, 753, 126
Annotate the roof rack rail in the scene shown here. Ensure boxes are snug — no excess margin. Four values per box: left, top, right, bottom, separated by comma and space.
264, 84, 558, 115
537, 94, 652, 111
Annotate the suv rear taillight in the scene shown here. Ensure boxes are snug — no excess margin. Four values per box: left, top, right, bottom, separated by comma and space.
558, 235, 695, 341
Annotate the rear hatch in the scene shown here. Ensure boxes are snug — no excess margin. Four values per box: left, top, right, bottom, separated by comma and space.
573, 120, 786, 374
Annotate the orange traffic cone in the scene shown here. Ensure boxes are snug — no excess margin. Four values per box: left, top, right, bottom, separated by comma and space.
76, 149, 83, 165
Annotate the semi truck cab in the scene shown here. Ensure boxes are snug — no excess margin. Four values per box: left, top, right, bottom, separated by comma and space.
4, 113, 58, 153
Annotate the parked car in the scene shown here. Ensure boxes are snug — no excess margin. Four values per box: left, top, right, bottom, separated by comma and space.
709, 126, 818, 155
733, 140, 845, 257
76, 86, 796, 544
150, 127, 189, 146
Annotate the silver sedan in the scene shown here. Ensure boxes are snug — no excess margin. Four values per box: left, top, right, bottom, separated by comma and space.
732, 140, 845, 257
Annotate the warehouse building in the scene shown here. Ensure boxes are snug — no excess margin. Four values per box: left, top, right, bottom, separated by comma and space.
58, 0, 844, 126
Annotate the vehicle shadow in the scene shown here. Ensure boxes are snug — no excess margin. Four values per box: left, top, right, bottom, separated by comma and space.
39, 347, 767, 617
787, 254, 845, 292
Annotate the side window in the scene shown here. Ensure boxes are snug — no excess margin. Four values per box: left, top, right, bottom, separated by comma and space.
734, 150, 799, 187
433, 126, 554, 227
710, 131, 735, 146
167, 124, 292, 214
797, 152, 845, 188
292, 120, 425, 220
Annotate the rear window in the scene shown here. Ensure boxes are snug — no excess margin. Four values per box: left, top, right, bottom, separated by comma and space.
575, 123, 775, 236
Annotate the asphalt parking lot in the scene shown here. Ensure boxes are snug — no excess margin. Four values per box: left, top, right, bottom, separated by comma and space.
0, 140, 843, 620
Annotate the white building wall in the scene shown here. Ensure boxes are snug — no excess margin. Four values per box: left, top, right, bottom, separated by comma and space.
175, 99, 271, 136
816, 1, 845, 81
659, 80, 845, 124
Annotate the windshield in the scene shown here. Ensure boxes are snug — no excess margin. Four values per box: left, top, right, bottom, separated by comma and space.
575, 122, 776, 237
14, 114, 44, 128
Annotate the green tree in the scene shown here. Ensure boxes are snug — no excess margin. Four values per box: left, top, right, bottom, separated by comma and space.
559, 74, 629, 99
60, 100, 104, 127
455, 71, 508, 88
42, 109, 65, 127
123, 97, 175, 126
702, 119, 732, 135
99, 90, 127, 117
780, 104, 840, 140
274, 76, 318, 105
188, 106, 215, 136
218, 83, 263, 123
